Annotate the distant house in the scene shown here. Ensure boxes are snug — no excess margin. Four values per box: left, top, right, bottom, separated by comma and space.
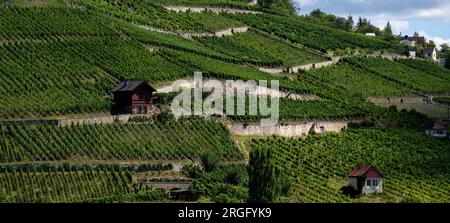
400, 39, 416, 47
365, 33, 376, 37
400, 35, 426, 46
425, 120, 448, 138
111, 81, 156, 115
408, 50, 416, 58
423, 47, 438, 62
348, 164, 383, 196
248, 0, 258, 6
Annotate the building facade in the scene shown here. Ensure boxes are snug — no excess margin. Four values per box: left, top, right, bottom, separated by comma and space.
111, 81, 156, 115
348, 165, 383, 196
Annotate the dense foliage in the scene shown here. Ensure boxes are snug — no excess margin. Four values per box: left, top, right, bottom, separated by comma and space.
0, 119, 243, 162
251, 129, 450, 203
190, 165, 249, 203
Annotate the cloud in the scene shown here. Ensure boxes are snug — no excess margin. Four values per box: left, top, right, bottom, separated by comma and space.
371, 20, 410, 34
294, 0, 450, 21
293, 0, 450, 40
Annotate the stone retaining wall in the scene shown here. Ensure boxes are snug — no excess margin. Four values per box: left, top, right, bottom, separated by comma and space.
227, 121, 352, 137
368, 97, 429, 105
164, 6, 261, 14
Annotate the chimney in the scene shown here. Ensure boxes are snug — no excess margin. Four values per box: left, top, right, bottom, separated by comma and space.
124, 80, 128, 86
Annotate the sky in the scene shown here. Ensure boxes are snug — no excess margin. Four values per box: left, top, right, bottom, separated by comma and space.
293, 0, 450, 48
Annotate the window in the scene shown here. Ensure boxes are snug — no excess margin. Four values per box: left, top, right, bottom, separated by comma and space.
137, 94, 146, 100
373, 180, 378, 186
366, 179, 371, 186
320, 126, 325, 134
136, 106, 141, 114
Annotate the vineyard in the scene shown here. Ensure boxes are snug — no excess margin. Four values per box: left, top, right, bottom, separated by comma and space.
0, 6, 116, 40
346, 57, 450, 94
435, 96, 450, 104
251, 129, 450, 203
399, 59, 450, 82
73, 0, 244, 33
0, 1, 449, 204
195, 31, 326, 67
227, 13, 404, 54
0, 38, 192, 119
151, 0, 258, 10
0, 163, 172, 203
304, 62, 413, 98
0, 119, 243, 162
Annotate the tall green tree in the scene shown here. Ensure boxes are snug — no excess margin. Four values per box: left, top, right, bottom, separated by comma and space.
383, 21, 393, 36
345, 15, 354, 31
248, 146, 287, 203
258, 0, 295, 14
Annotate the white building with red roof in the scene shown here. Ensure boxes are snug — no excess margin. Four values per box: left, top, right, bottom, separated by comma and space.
348, 164, 383, 195
425, 120, 448, 138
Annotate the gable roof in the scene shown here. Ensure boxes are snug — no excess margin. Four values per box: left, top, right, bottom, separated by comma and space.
348, 164, 382, 178
111, 81, 156, 93
402, 36, 426, 44
427, 120, 447, 131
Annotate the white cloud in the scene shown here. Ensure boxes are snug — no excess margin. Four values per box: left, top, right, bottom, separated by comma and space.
372, 20, 410, 34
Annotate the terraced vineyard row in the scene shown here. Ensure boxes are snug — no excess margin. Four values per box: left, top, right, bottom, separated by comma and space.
228, 13, 403, 54
196, 31, 326, 67
399, 59, 450, 82
305, 61, 413, 98
75, 0, 243, 33
0, 164, 169, 203
114, 19, 239, 63
151, 0, 258, 10
0, 119, 243, 162
251, 129, 450, 203
346, 57, 450, 94
0, 6, 116, 40
0, 38, 190, 119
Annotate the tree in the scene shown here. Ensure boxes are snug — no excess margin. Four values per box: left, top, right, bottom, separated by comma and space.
335, 17, 347, 30
427, 40, 436, 48
345, 15, 354, 31
310, 9, 324, 18
248, 146, 288, 203
201, 151, 219, 172
257, 0, 275, 8
440, 43, 450, 52
258, 0, 295, 14
383, 21, 393, 36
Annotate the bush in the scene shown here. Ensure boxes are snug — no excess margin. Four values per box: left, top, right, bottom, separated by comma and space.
201, 152, 220, 172
182, 164, 203, 179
